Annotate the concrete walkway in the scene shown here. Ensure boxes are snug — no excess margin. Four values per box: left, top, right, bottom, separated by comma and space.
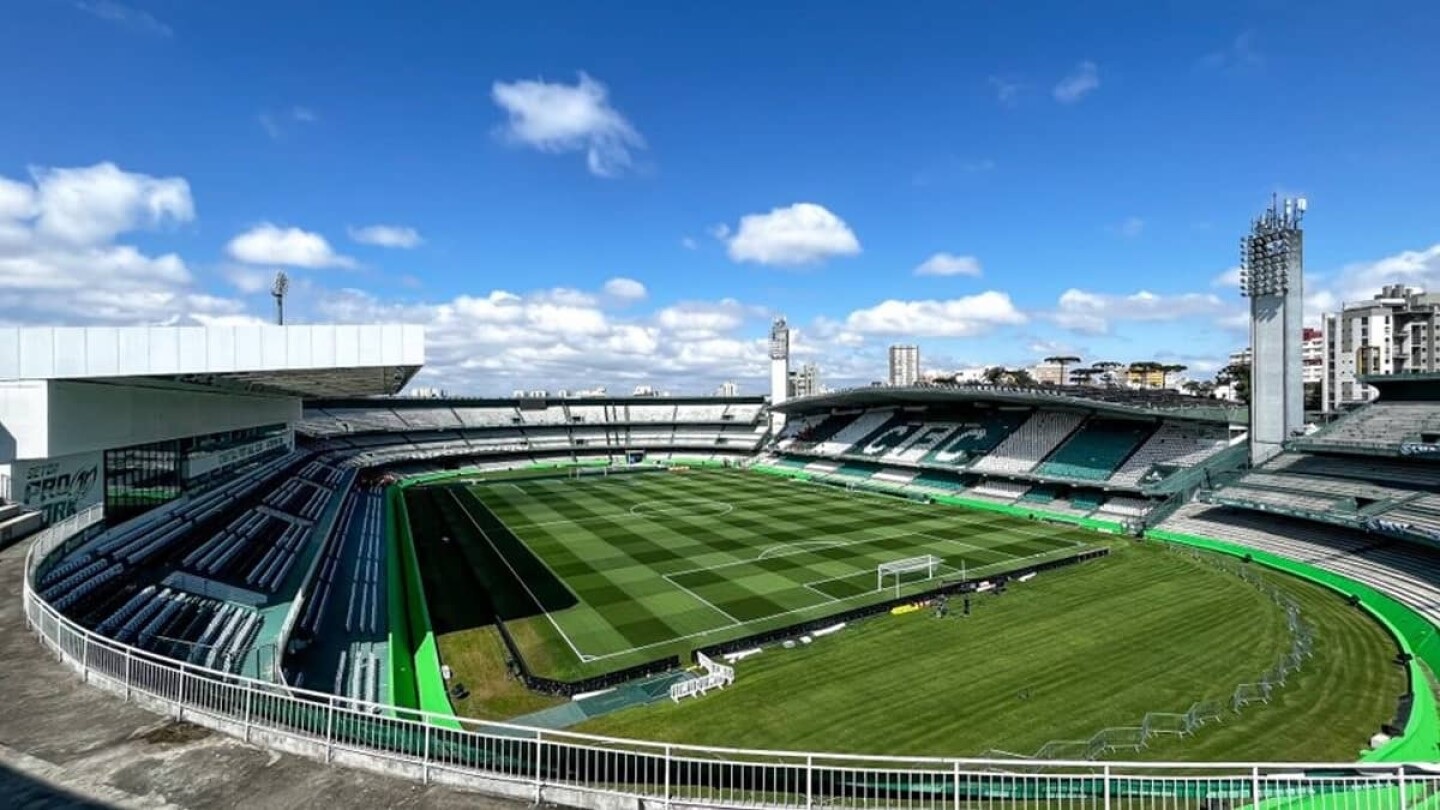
0, 537, 531, 809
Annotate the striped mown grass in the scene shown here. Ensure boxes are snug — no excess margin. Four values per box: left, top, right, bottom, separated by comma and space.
413, 468, 1097, 680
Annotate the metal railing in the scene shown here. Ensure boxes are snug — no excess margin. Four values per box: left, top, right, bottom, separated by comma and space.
22, 507, 1440, 808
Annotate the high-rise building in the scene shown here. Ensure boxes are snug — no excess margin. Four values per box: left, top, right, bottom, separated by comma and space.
788, 362, 820, 398
715, 381, 740, 397
1239, 196, 1306, 464
888, 345, 920, 387
1323, 285, 1440, 411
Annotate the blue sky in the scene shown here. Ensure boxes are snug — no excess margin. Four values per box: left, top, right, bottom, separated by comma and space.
3, 1, 1439, 393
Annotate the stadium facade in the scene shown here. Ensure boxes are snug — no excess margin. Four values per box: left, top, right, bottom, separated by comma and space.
14, 313, 1440, 806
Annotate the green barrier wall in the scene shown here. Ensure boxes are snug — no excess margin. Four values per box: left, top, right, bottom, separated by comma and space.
384, 487, 418, 712
1148, 529, 1440, 764
386, 486, 461, 728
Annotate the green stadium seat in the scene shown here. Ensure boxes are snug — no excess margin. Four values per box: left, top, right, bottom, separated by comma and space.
1035, 418, 1155, 481
920, 410, 1029, 467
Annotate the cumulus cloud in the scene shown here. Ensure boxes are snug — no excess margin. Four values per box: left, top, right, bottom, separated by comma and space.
723, 203, 861, 267
602, 277, 647, 301
914, 252, 982, 277
226, 223, 356, 268
1053, 61, 1100, 104
491, 72, 645, 177
315, 284, 772, 393
1212, 266, 1242, 288
844, 291, 1027, 337
29, 163, 192, 245
0, 162, 247, 324
348, 224, 423, 248
1052, 288, 1227, 334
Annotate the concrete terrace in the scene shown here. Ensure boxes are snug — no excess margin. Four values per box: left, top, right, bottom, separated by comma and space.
0, 535, 528, 810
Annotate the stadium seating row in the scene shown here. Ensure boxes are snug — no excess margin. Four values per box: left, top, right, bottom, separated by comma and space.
779, 406, 1227, 488
299, 401, 761, 437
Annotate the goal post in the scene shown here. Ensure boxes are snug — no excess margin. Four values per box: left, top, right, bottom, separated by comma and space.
877, 554, 943, 597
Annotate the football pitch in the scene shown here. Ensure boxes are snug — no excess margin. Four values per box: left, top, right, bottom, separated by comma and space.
407, 467, 1096, 677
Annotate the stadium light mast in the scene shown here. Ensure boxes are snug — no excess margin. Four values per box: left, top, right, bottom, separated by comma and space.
271, 271, 289, 326
769, 316, 791, 432
1239, 195, 1306, 465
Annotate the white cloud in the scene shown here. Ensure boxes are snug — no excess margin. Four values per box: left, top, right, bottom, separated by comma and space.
1113, 216, 1145, 238
1212, 266, 1242, 288
491, 72, 645, 177
348, 224, 423, 248
28, 163, 192, 245
0, 162, 248, 325
1053, 61, 1100, 104
292, 106, 318, 123
914, 252, 982, 277
315, 283, 774, 393
603, 277, 647, 301
227, 223, 356, 268
73, 1, 171, 36
707, 223, 731, 241
844, 291, 1027, 337
1052, 288, 1227, 334
258, 114, 282, 140
724, 203, 861, 267
656, 299, 747, 338
680, 236, 698, 250
224, 266, 272, 294
987, 76, 1022, 106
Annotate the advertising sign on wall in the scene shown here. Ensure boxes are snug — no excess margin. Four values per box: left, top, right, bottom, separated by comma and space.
14, 451, 104, 524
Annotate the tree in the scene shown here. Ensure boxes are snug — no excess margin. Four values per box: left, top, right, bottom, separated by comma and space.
1044, 355, 1082, 386
1091, 360, 1123, 387
1216, 362, 1251, 404
1007, 368, 1037, 387
1070, 368, 1097, 386
982, 365, 1007, 385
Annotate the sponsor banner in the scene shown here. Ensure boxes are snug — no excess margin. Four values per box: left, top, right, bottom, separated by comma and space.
1400, 443, 1440, 458
1371, 517, 1440, 543
14, 451, 103, 524
183, 433, 291, 480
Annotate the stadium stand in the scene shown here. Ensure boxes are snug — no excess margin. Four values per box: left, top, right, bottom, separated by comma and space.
971, 411, 1085, 475
811, 410, 894, 456
1034, 417, 1155, 481
1302, 402, 1440, 451
1108, 422, 1233, 487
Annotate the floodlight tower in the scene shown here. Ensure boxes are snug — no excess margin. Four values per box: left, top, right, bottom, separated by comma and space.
271, 271, 289, 326
1239, 195, 1306, 465
769, 316, 791, 431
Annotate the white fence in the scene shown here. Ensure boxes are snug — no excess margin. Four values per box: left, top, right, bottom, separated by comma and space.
22, 508, 1440, 809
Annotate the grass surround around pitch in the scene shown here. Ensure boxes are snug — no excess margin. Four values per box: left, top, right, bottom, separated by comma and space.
413, 468, 1095, 680
580, 541, 1405, 762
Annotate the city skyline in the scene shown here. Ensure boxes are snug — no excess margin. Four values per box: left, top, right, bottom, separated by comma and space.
4, 2, 1440, 394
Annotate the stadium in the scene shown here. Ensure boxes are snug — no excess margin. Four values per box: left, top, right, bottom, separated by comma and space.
6, 196, 1440, 809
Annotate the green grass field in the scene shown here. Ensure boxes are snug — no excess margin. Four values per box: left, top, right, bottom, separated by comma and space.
580, 540, 1405, 761
403, 466, 1405, 760
407, 467, 1095, 680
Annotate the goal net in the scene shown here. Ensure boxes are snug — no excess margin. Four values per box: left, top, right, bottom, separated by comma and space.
877, 555, 943, 597
570, 465, 610, 479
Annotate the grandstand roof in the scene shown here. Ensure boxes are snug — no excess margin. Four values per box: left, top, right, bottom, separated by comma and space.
778, 384, 1245, 424
0, 325, 423, 398
1358, 373, 1440, 402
